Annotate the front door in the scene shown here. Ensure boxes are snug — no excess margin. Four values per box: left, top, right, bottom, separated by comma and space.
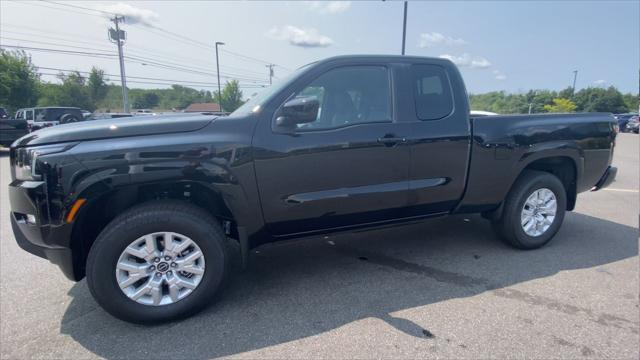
253, 65, 411, 236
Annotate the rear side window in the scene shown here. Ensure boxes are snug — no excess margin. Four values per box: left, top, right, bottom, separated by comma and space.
411, 65, 454, 120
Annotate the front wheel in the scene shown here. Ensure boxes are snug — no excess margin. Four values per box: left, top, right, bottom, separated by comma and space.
492, 170, 567, 249
86, 200, 229, 324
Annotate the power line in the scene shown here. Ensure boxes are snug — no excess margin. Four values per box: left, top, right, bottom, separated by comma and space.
1, 41, 268, 82
40, 0, 113, 16
1, 27, 268, 77
9, 0, 292, 71
37, 72, 267, 89
0, 44, 117, 58
37, 66, 269, 87
6, 0, 105, 18
1, 36, 113, 53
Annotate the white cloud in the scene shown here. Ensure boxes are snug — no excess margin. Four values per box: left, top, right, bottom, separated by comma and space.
99, 3, 159, 26
493, 70, 507, 80
418, 32, 466, 48
439, 53, 491, 69
308, 1, 351, 14
267, 25, 333, 48
593, 79, 607, 86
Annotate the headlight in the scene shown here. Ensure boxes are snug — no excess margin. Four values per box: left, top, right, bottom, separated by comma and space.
13, 143, 77, 181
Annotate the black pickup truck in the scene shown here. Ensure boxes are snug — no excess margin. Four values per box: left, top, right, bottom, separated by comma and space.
8, 55, 617, 323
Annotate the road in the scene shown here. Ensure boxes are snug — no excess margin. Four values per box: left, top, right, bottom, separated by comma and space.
1, 134, 638, 359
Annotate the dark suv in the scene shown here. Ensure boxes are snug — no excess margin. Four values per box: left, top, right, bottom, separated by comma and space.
15, 107, 84, 131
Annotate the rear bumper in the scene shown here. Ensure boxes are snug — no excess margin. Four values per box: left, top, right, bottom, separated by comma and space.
9, 180, 77, 281
592, 166, 617, 191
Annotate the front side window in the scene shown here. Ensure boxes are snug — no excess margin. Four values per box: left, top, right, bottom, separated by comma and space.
25, 110, 34, 121
15, 111, 23, 120
411, 65, 454, 120
291, 66, 391, 131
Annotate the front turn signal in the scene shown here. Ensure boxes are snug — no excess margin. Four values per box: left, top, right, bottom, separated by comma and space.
65, 199, 87, 223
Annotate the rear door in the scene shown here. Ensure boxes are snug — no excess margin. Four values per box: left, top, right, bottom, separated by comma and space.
253, 64, 411, 236
400, 63, 472, 215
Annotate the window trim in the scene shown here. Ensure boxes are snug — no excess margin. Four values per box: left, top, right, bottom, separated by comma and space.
410, 64, 455, 121
272, 64, 395, 133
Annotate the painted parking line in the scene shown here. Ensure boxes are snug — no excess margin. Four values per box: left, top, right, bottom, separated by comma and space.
602, 188, 639, 193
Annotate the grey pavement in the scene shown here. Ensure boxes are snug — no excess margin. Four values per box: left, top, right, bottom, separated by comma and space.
0, 134, 638, 359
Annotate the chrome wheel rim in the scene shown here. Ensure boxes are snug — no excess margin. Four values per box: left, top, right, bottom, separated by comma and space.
521, 188, 557, 237
115, 232, 206, 306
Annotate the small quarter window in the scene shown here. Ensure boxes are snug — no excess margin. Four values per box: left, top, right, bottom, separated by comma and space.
411, 65, 454, 120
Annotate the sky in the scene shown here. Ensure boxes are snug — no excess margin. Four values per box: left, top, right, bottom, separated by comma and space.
1, 0, 638, 95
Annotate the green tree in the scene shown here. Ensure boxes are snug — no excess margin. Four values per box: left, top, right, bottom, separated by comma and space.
38, 72, 94, 110
216, 80, 244, 112
574, 86, 628, 113
0, 50, 40, 113
543, 98, 577, 113
87, 67, 108, 105
558, 87, 574, 100
132, 92, 159, 109
622, 93, 638, 113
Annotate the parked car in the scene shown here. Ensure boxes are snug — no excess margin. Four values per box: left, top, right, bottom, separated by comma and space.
0, 106, 9, 119
89, 113, 134, 120
134, 109, 157, 116
81, 110, 92, 119
15, 107, 84, 131
0, 117, 28, 147
8, 55, 617, 323
613, 113, 637, 132
626, 115, 639, 133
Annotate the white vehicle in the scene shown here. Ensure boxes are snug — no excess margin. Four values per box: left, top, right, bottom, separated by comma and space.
134, 109, 156, 116
470, 110, 499, 117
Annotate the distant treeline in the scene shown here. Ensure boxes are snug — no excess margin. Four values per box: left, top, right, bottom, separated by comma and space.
470, 87, 637, 114
1, 50, 244, 113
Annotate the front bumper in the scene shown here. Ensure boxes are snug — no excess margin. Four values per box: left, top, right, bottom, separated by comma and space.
9, 180, 77, 280
592, 166, 617, 191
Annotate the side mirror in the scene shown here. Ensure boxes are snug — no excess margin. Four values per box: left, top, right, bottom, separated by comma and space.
276, 96, 319, 127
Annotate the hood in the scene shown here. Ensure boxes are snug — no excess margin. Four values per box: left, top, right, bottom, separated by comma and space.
13, 114, 217, 147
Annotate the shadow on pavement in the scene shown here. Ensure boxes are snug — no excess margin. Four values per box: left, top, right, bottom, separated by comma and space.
59, 212, 638, 358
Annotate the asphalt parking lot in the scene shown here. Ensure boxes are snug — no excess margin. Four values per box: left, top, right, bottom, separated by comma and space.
0, 134, 638, 359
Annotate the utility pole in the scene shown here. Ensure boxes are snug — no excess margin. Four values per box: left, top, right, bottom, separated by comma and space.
215, 41, 224, 111
571, 70, 578, 97
401, 1, 408, 55
266, 64, 274, 85
528, 90, 538, 114
110, 16, 129, 112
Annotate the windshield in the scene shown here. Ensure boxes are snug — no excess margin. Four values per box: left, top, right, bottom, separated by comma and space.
230, 64, 312, 117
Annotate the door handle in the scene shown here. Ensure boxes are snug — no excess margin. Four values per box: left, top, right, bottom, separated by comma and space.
377, 136, 407, 146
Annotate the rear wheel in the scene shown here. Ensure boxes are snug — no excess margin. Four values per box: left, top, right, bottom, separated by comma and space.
492, 170, 567, 249
60, 114, 80, 124
86, 200, 229, 324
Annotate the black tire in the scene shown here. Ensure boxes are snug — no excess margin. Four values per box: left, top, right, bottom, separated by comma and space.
492, 170, 567, 249
60, 114, 79, 124
86, 200, 229, 324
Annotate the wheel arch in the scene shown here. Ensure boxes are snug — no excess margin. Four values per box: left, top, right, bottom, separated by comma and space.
70, 180, 241, 280
483, 153, 579, 221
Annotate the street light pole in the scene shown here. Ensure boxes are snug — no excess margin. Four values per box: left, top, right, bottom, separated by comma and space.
401, 1, 408, 55
571, 70, 578, 97
215, 41, 225, 111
